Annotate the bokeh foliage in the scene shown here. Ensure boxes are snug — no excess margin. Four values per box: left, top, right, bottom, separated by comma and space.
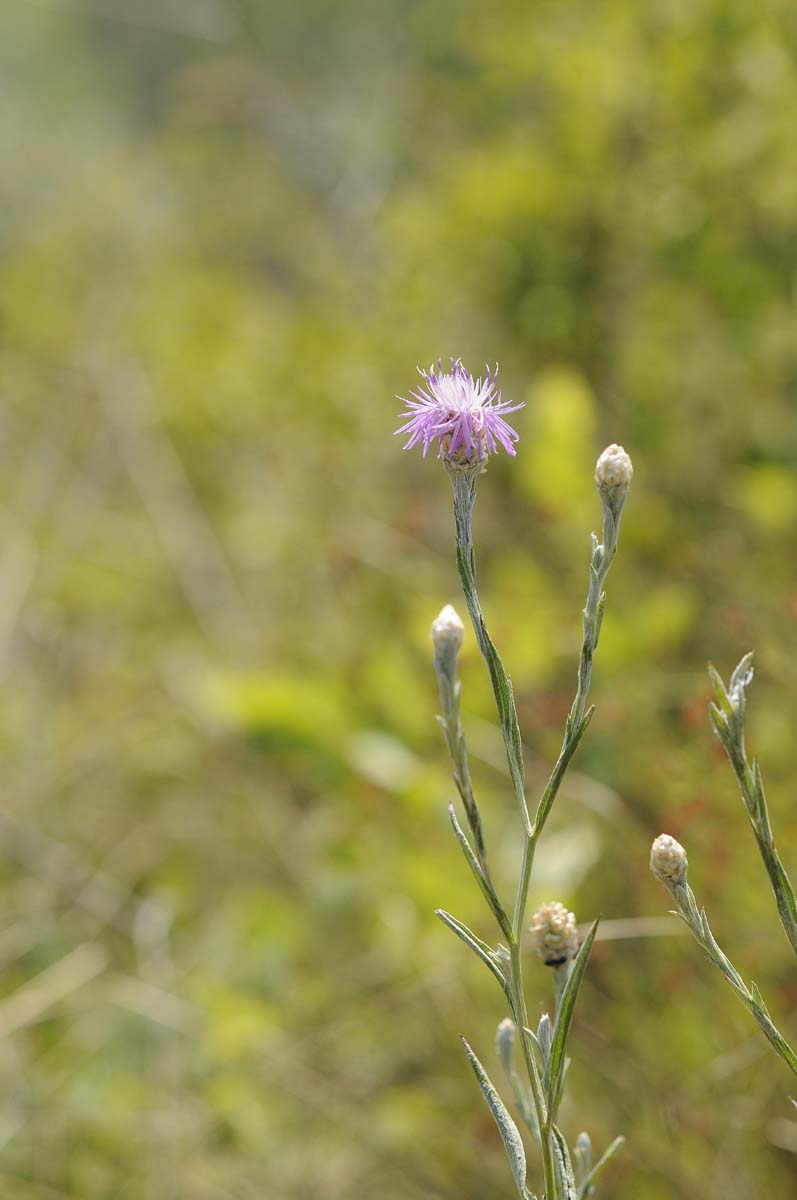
1, 0, 797, 1196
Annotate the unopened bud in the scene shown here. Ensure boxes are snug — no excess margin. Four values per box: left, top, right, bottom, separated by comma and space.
530, 901, 579, 967
650, 833, 688, 887
431, 604, 464, 650
495, 1017, 515, 1073
536, 1012, 553, 1064
595, 444, 633, 493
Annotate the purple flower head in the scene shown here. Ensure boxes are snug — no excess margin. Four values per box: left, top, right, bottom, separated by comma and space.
395, 358, 524, 463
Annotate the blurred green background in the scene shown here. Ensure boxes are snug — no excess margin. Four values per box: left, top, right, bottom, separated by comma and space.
1, 1, 797, 1197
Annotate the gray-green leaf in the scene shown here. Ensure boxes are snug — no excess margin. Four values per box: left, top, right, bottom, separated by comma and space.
545, 918, 599, 1112
462, 1037, 528, 1198
552, 1125, 578, 1200
436, 910, 509, 998
447, 803, 513, 941
579, 1136, 625, 1197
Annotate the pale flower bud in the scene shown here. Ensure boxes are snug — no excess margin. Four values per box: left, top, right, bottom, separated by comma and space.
495, 1017, 515, 1074
595, 444, 633, 493
530, 901, 579, 967
431, 604, 464, 654
650, 833, 688, 887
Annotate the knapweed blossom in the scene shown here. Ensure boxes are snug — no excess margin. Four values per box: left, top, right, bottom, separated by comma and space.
396, 358, 524, 463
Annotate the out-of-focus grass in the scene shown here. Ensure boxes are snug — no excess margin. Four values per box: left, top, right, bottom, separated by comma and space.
0, 1, 796, 1196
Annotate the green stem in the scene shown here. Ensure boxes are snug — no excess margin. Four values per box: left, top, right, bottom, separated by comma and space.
449, 467, 531, 833
509, 941, 557, 1200
672, 880, 797, 1080
513, 834, 537, 943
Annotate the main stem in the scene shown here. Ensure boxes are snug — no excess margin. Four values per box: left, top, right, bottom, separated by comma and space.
448, 469, 626, 1200
509, 940, 556, 1198
449, 467, 557, 1200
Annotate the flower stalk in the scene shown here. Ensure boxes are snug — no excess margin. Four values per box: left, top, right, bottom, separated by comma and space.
650, 833, 797, 1079
651, 656, 797, 1086
707, 656, 797, 958
448, 463, 530, 834
514, 447, 630, 947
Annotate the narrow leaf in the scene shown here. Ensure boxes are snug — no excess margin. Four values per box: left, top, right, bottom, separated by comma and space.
462, 1038, 528, 1198
534, 707, 595, 834
436, 910, 508, 998
448, 804, 513, 941
545, 918, 599, 1111
551, 1125, 577, 1200
707, 664, 732, 715
579, 1136, 625, 1197
593, 593, 606, 649
707, 701, 729, 742
750, 981, 770, 1018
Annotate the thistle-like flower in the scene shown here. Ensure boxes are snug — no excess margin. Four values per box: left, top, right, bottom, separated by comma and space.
530, 901, 580, 967
395, 358, 524, 463
650, 833, 688, 888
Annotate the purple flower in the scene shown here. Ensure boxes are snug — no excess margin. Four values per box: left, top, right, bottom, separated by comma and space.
396, 359, 524, 462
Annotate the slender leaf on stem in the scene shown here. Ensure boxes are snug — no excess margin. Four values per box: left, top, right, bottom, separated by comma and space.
545, 918, 599, 1114
436, 910, 509, 999
578, 1136, 625, 1198
707, 663, 733, 718
447, 803, 513, 941
462, 1038, 529, 1199
551, 1125, 578, 1200
532, 707, 594, 837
